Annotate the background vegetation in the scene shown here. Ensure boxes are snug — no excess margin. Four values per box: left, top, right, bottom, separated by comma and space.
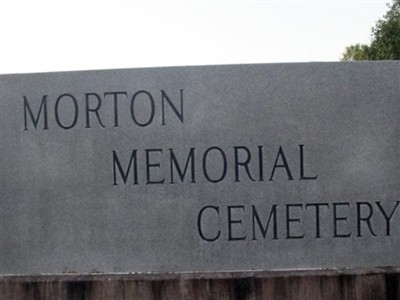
342, 0, 400, 60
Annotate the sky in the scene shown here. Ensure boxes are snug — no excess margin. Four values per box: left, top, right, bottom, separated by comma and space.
0, 0, 391, 74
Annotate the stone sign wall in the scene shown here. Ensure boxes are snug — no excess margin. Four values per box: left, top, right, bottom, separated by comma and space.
0, 62, 399, 276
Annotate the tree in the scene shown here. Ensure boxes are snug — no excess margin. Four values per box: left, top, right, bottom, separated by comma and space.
341, 0, 400, 61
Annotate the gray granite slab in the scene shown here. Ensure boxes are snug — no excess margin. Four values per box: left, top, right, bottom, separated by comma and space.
1, 62, 399, 275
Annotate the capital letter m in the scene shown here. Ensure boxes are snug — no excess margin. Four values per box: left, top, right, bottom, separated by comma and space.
24, 95, 48, 130
113, 150, 138, 185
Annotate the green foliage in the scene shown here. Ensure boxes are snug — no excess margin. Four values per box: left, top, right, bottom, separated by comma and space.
341, 0, 400, 61
341, 44, 371, 61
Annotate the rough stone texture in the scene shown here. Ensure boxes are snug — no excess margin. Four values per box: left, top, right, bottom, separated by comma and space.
1, 273, 399, 300
1, 62, 399, 275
